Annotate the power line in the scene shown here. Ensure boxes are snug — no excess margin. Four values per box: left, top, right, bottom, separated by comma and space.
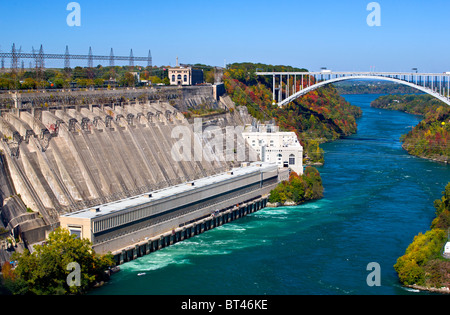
0, 43, 153, 70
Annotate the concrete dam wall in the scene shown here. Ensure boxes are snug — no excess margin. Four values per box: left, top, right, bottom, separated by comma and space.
0, 95, 259, 250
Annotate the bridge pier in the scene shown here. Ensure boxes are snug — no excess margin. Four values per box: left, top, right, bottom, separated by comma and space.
272, 75, 275, 103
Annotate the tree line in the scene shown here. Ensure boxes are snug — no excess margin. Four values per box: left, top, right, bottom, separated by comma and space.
0, 63, 221, 90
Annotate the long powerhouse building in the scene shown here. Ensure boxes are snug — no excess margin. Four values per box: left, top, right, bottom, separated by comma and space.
60, 162, 285, 255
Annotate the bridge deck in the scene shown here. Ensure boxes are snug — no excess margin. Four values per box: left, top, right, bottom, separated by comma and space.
256, 71, 450, 107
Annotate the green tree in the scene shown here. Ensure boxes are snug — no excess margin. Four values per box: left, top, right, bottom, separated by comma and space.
432, 183, 450, 229
163, 77, 170, 85
394, 183, 450, 288
9, 227, 114, 295
20, 78, 36, 90
268, 168, 323, 205
94, 78, 105, 87
149, 75, 162, 84
52, 78, 65, 89
124, 72, 136, 87
72, 66, 87, 80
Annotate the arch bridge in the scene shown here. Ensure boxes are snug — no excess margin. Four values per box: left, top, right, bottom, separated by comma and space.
255, 71, 450, 107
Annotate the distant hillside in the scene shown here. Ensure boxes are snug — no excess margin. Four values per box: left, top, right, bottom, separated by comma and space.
334, 80, 421, 95
223, 63, 362, 165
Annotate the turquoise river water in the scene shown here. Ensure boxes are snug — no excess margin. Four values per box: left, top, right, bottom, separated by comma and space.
91, 94, 450, 295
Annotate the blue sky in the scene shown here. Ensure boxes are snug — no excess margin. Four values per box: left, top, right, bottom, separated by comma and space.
1, 0, 449, 72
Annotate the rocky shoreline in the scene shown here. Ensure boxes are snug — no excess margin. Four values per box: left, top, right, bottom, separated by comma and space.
402, 144, 448, 164
266, 201, 298, 208
406, 284, 450, 295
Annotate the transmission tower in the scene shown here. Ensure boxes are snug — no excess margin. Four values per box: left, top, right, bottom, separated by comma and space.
31, 46, 36, 69
0, 44, 153, 71
38, 45, 45, 69
88, 46, 93, 68
129, 49, 134, 68
32, 45, 45, 81
64, 45, 70, 69
11, 43, 18, 72
109, 48, 115, 67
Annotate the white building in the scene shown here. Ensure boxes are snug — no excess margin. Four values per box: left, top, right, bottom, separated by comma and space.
167, 58, 203, 86
444, 242, 450, 255
242, 124, 303, 175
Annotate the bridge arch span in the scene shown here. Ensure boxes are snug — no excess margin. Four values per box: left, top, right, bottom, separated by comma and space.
278, 75, 450, 107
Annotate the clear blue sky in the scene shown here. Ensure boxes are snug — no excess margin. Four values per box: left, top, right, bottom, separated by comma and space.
1, 0, 449, 72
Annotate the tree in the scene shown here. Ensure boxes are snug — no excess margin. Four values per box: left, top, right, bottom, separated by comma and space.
20, 78, 36, 90
72, 66, 87, 80
163, 77, 170, 85
268, 168, 323, 205
140, 70, 149, 80
94, 78, 105, 87
149, 75, 162, 84
124, 72, 136, 87
394, 222, 448, 286
9, 227, 114, 295
52, 78, 65, 89
204, 70, 215, 84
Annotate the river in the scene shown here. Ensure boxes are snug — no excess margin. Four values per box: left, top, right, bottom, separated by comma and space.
90, 94, 450, 295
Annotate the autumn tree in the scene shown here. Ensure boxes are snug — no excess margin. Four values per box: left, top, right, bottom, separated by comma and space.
8, 227, 114, 295
268, 168, 323, 205
395, 183, 450, 288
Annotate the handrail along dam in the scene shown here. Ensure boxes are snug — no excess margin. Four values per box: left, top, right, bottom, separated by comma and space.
0, 85, 286, 265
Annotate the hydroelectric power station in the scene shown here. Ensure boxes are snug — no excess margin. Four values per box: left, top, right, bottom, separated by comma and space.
0, 85, 288, 265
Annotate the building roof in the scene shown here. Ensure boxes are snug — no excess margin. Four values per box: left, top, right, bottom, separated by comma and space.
168, 66, 191, 70
61, 162, 277, 220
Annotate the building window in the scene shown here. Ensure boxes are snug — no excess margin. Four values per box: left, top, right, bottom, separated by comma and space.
289, 154, 295, 165
69, 226, 82, 239
177, 74, 182, 80
184, 75, 187, 82
172, 75, 175, 82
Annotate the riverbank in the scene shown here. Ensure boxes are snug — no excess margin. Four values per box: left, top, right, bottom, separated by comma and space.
401, 144, 448, 164
371, 94, 449, 163
267, 167, 324, 207
394, 183, 450, 293
406, 284, 450, 294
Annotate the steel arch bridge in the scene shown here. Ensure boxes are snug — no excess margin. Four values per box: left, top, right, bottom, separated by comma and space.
255, 71, 450, 107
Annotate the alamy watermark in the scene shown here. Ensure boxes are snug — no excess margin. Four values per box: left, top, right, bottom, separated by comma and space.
367, 2, 381, 27
170, 118, 258, 163
66, 262, 81, 287
67, 2, 81, 27
366, 262, 381, 287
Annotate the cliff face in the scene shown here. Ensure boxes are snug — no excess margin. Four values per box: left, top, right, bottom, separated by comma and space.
0, 96, 257, 247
